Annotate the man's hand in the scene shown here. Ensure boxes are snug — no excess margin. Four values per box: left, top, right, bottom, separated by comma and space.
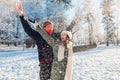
14, 0, 23, 16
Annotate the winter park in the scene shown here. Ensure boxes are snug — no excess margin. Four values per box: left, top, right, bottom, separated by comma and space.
0, 0, 120, 80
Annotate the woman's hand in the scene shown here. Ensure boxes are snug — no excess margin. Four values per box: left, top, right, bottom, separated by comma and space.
66, 41, 72, 50
14, 0, 23, 16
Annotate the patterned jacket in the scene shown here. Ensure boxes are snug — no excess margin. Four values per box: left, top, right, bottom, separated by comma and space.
19, 16, 60, 64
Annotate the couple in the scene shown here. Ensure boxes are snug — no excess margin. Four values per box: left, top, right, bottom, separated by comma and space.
15, 1, 72, 80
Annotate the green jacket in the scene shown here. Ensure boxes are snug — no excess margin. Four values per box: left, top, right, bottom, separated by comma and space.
35, 25, 69, 80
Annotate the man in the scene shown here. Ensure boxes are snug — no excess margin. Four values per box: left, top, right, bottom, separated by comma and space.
14, 2, 59, 80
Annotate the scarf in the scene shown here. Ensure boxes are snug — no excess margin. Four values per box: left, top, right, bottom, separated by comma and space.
58, 44, 65, 61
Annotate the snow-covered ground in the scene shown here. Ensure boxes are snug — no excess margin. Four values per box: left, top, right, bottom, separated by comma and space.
73, 45, 120, 80
0, 45, 120, 80
0, 45, 39, 80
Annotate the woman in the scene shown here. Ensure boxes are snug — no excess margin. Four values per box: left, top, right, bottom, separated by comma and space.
59, 31, 73, 80
32, 23, 73, 80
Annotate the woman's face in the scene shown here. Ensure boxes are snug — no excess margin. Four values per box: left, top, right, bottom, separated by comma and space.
61, 33, 67, 42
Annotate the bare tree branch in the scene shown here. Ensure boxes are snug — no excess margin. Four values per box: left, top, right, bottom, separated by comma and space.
66, 8, 81, 31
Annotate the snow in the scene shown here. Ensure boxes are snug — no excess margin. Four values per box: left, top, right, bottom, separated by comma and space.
0, 44, 36, 51
73, 45, 120, 80
0, 45, 39, 80
0, 45, 120, 80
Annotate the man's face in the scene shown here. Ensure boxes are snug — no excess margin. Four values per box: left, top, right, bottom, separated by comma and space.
43, 24, 53, 35
61, 33, 67, 42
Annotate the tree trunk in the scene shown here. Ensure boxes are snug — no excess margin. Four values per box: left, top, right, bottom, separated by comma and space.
106, 41, 109, 46
66, 8, 81, 31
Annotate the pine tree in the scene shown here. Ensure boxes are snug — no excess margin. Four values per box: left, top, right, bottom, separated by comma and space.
102, 0, 115, 46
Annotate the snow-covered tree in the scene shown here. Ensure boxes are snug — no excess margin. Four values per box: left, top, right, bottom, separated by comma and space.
102, 0, 116, 46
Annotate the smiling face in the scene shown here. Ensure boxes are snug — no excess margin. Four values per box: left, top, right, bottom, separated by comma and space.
43, 21, 53, 35
61, 33, 67, 42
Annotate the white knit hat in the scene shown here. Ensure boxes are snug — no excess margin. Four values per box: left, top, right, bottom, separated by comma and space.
61, 31, 72, 40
